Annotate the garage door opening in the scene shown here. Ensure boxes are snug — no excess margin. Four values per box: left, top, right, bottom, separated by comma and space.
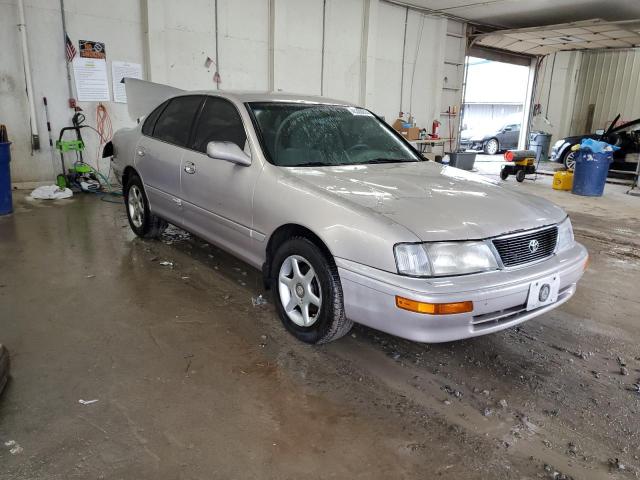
460, 56, 531, 158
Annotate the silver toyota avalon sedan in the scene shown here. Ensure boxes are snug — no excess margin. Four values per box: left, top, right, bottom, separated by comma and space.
109, 86, 588, 344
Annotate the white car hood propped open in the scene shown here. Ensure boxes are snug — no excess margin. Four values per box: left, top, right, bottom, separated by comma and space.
123, 78, 184, 121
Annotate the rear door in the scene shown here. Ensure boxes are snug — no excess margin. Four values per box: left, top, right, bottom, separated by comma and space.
180, 96, 263, 265
135, 95, 204, 225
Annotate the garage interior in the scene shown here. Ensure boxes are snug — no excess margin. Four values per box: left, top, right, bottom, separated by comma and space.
1, 0, 640, 478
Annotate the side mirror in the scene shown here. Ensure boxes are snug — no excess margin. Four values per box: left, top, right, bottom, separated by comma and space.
206, 141, 251, 166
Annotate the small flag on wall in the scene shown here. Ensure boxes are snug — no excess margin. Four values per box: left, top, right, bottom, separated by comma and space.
65, 34, 77, 62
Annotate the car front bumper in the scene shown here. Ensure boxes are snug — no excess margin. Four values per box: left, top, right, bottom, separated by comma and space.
459, 140, 484, 151
336, 242, 588, 343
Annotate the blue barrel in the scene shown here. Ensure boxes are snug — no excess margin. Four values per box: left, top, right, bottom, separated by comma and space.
571, 149, 612, 197
0, 142, 12, 215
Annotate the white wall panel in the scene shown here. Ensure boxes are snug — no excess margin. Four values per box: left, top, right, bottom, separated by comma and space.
273, 0, 323, 95
217, 0, 269, 90
533, 50, 582, 142
401, 13, 447, 128
323, 0, 363, 103
147, 0, 217, 90
370, 1, 405, 120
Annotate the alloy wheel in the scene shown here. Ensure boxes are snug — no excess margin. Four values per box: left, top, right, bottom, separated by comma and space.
128, 185, 145, 228
565, 151, 576, 170
278, 255, 322, 327
485, 139, 499, 155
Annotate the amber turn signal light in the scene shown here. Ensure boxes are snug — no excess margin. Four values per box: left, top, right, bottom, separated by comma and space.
395, 296, 473, 315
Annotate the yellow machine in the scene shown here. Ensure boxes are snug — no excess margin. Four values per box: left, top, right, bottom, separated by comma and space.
500, 150, 537, 182
553, 170, 574, 190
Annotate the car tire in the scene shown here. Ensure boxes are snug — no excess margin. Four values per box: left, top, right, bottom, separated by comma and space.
562, 147, 577, 170
516, 169, 526, 182
124, 173, 167, 238
483, 138, 499, 155
271, 237, 353, 344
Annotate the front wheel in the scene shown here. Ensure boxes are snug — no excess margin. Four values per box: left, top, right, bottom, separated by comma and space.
516, 169, 526, 182
483, 138, 499, 155
124, 173, 167, 238
563, 148, 577, 170
271, 237, 353, 344
500, 167, 509, 180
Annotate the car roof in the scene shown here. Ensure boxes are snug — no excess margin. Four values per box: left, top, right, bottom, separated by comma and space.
176, 90, 356, 107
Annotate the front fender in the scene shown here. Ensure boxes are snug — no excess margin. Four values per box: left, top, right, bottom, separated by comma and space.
552, 141, 571, 162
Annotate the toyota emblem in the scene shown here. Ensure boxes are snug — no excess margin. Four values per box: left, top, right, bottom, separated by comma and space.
528, 239, 540, 253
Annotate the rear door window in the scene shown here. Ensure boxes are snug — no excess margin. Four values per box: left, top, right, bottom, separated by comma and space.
141, 100, 169, 136
153, 96, 204, 147
190, 96, 247, 153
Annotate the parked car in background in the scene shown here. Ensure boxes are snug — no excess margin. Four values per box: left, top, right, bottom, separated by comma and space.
551, 115, 640, 170
460, 120, 521, 155
108, 83, 588, 345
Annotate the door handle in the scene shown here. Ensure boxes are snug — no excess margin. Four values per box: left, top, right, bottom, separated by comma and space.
184, 162, 196, 174
136, 147, 146, 157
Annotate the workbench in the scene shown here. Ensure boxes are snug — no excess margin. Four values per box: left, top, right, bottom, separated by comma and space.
409, 138, 450, 155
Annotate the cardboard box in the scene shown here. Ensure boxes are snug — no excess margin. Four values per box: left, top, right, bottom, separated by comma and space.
392, 119, 404, 131
403, 127, 421, 141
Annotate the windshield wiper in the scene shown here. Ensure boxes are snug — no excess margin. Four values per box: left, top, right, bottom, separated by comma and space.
360, 158, 418, 164
288, 161, 332, 167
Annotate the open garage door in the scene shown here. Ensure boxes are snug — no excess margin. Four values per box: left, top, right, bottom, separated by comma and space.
460, 43, 537, 155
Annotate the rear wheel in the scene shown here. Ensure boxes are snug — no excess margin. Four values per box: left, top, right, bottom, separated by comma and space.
124, 173, 167, 238
516, 169, 526, 182
272, 237, 352, 344
500, 167, 509, 180
483, 138, 499, 155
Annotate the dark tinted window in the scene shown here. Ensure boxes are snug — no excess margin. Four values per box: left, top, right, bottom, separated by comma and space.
191, 97, 247, 153
153, 96, 204, 146
141, 100, 168, 136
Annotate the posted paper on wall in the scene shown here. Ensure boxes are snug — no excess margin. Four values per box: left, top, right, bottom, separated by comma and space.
73, 57, 110, 102
112, 61, 143, 103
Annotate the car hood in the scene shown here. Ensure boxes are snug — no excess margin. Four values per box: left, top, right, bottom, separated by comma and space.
284, 162, 566, 241
460, 129, 490, 141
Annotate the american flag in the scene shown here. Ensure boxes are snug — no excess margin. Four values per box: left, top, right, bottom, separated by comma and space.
65, 34, 76, 62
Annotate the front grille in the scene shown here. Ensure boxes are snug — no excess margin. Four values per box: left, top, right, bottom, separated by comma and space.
492, 226, 558, 267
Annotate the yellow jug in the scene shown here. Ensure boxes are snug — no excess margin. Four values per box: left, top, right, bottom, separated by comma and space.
553, 170, 573, 191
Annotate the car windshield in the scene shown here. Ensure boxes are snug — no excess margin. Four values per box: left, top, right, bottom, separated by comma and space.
248, 102, 421, 167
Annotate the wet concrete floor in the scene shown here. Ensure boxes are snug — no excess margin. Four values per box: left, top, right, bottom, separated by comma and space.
1, 179, 639, 479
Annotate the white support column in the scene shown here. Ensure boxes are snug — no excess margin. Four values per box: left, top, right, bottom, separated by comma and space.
268, 0, 275, 92
17, 0, 39, 150
359, 0, 378, 109
519, 56, 538, 150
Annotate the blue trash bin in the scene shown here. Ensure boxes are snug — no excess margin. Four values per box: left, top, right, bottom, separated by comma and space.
571, 149, 612, 197
0, 142, 12, 215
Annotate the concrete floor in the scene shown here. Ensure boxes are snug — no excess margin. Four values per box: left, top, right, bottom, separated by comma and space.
1, 169, 639, 479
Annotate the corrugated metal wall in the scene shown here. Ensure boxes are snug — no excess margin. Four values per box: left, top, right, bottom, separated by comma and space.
570, 49, 640, 135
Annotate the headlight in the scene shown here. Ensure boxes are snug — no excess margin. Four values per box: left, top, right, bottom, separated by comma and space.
394, 241, 498, 277
556, 217, 575, 253
552, 139, 565, 150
